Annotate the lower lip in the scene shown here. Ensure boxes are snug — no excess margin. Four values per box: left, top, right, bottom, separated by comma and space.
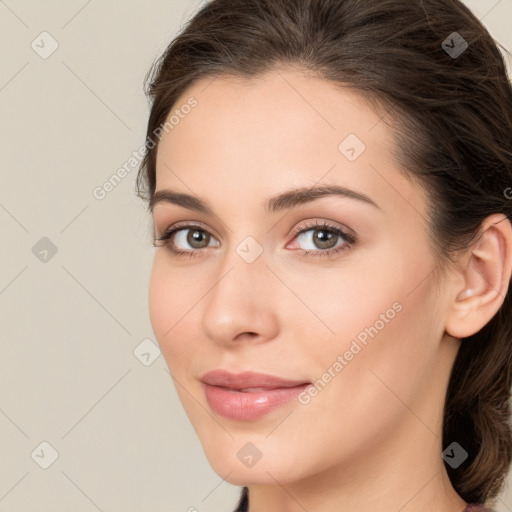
203, 383, 310, 421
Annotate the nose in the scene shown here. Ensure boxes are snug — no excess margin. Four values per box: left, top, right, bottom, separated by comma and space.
200, 247, 279, 348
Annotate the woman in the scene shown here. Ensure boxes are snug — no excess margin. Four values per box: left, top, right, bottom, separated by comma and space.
136, 0, 512, 510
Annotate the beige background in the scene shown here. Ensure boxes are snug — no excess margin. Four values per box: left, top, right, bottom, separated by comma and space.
0, 1, 511, 511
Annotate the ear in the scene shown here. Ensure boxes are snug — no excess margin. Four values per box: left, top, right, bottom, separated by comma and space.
445, 213, 512, 339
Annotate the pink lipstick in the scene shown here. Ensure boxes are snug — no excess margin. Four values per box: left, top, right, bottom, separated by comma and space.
200, 370, 311, 421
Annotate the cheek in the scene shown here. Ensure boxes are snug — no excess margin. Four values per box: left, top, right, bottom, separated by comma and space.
149, 254, 204, 331
315, 275, 438, 421
148, 257, 172, 340
288, 247, 438, 411
274, 251, 407, 352
148, 256, 202, 367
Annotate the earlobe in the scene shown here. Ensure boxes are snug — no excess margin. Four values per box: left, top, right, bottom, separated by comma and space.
445, 214, 512, 339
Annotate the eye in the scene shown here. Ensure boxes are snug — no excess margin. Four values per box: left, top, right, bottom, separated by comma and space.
287, 220, 355, 258
153, 219, 356, 259
153, 224, 219, 257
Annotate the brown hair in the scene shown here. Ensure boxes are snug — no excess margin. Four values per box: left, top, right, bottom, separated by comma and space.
136, 0, 512, 508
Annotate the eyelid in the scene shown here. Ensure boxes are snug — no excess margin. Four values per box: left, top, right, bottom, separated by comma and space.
288, 218, 355, 241
155, 219, 220, 241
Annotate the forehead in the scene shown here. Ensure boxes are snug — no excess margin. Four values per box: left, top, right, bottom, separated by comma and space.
154, 66, 426, 221
160, 66, 392, 158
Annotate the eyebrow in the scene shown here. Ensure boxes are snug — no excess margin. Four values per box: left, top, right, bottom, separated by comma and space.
150, 184, 381, 215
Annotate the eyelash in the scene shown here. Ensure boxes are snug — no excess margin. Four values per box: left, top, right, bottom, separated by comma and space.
153, 220, 356, 260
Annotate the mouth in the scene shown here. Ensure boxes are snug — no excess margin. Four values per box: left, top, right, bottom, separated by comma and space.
200, 369, 310, 390
227, 387, 289, 393
200, 370, 311, 421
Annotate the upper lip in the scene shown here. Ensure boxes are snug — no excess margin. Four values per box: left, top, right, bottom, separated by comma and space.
200, 370, 310, 390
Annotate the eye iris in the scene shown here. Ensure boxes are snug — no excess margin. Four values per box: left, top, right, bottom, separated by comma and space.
313, 229, 337, 249
188, 229, 209, 248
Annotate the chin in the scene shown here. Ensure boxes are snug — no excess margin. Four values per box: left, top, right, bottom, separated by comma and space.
201, 441, 302, 486
210, 462, 286, 486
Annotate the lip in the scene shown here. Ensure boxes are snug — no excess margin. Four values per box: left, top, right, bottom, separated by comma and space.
200, 370, 311, 421
200, 369, 310, 390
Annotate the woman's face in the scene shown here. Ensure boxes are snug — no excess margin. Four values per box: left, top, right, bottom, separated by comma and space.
148, 66, 460, 487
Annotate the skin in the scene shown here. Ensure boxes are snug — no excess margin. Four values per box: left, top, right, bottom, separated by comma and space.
148, 65, 512, 512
